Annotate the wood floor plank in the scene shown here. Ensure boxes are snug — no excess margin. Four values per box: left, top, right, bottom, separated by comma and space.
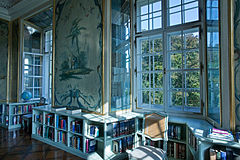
0, 128, 84, 160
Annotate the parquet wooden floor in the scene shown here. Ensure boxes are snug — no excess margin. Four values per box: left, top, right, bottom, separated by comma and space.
0, 128, 84, 160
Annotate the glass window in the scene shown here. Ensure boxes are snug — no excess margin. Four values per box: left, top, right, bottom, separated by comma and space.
23, 25, 43, 99
111, 0, 131, 111
136, 0, 162, 32
167, 0, 199, 26
135, 0, 201, 114
206, 0, 221, 123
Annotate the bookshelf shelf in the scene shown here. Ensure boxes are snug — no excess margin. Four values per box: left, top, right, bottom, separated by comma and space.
107, 133, 135, 141
85, 135, 104, 142
168, 138, 186, 144
69, 131, 83, 137
56, 128, 67, 132
0, 102, 37, 129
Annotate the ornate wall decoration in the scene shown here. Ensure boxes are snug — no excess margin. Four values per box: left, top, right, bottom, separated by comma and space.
234, 0, 240, 127
54, 0, 103, 113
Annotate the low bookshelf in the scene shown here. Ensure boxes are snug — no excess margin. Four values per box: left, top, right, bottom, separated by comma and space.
32, 105, 144, 160
0, 102, 37, 129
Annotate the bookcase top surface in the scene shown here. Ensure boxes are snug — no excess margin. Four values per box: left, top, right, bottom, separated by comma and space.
169, 116, 213, 137
169, 116, 240, 148
33, 105, 143, 123
0, 101, 38, 105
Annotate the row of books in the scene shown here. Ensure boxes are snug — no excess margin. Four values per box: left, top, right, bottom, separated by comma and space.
208, 128, 234, 141
12, 116, 21, 125
107, 119, 135, 138
145, 138, 163, 149
34, 114, 43, 123
209, 148, 234, 160
87, 125, 99, 137
168, 124, 183, 140
86, 139, 97, 153
167, 142, 186, 159
70, 136, 82, 151
45, 114, 54, 126
45, 127, 54, 141
57, 131, 67, 145
37, 126, 42, 136
71, 120, 82, 134
13, 105, 33, 114
112, 135, 134, 153
188, 130, 197, 151
56, 116, 67, 130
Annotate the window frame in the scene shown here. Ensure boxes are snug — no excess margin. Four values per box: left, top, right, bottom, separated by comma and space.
21, 22, 44, 100
133, 0, 205, 115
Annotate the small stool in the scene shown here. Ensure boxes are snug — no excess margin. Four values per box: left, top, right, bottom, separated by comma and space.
128, 146, 168, 160
22, 114, 32, 137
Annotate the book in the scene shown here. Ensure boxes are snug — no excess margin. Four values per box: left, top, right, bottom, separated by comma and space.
113, 140, 119, 153
112, 122, 119, 137
66, 108, 81, 114
51, 106, 66, 112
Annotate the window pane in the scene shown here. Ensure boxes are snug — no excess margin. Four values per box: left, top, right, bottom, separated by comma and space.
155, 73, 163, 88
154, 55, 163, 70
171, 91, 183, 106
142, 40, 149, 54
111, 0, 131, 111
155, 91, 163, 105
169, 0, 181, 8
24, 77, 33, 88
153, 17, 161, 29
136, 0, 162, 32
184, 29, 199, 49
168, 32, 182, 51
186, 91, 200, 107
142, 73, 149, 88
170, 72, 183, 89
207, 0, 220, 124
186, 51, 199, 69
142, 56, 149, 71
154, 38, 163, 52
168, 0, 199, 26
167, 28, 200, 112
170, 52, 182, 69
169, 12, 181, 26
143, 91, 149, 104
34, 78, 42, 87
186, 71, 200, 88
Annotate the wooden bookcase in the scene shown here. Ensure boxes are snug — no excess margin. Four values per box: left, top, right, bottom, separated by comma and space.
0, 102, 37, 129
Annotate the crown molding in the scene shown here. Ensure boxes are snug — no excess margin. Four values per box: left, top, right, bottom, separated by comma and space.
0, 7, 10, 21
0, 0, 51, 21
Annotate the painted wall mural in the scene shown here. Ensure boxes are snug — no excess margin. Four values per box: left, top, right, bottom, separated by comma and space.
54, 0, 103, 113
0, 20, 8, 101
235, 0, 240, 128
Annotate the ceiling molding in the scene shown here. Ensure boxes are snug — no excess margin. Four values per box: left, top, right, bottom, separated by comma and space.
0, 7, 10, 21
0, 0, 51, 21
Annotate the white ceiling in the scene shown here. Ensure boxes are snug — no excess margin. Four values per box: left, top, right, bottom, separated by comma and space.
0, 0, 23, 9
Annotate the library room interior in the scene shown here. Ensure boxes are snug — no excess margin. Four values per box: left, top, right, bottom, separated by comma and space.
0, 0, 240, 159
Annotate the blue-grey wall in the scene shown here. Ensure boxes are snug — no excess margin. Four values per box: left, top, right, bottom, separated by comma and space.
0, 20, 8, 101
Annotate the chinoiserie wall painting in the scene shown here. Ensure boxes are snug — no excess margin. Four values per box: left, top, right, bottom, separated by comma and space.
0, 20, 8, 101
235, 0, 240, 128
54, 0, 103, 113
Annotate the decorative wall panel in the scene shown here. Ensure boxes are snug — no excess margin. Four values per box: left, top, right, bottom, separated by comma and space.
54, 0, 103, 113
